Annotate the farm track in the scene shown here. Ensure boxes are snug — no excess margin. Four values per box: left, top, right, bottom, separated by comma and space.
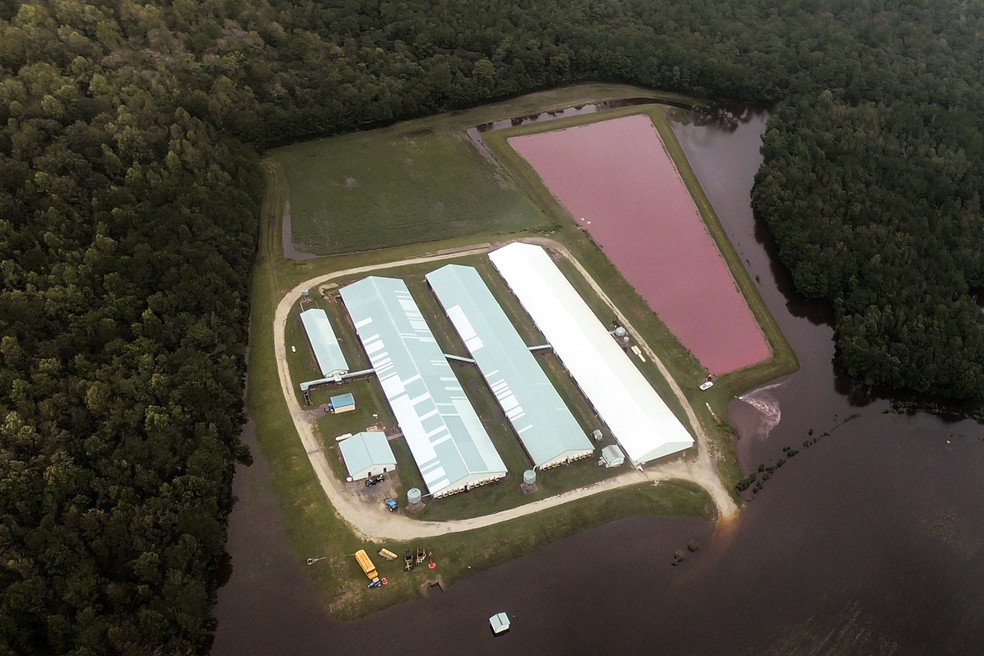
272, 239, 738, 541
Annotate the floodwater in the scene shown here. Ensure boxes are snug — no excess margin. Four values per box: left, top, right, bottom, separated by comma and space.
509, 114, 770, 375
214, 104, 984, 656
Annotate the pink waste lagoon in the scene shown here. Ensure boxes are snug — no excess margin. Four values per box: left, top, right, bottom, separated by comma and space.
509, 114, 770, 375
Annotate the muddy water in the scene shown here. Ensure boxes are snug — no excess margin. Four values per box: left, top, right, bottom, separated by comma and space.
215, 105, 984, 655
509, 114, 770, 375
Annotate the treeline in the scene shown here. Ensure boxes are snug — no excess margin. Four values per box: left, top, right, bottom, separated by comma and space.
0, 1, 259, 653
1, 0, 983, 653
754, 95, 984, 398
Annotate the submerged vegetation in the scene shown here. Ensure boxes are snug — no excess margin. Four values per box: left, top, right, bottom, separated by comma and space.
2, 0, 984, 652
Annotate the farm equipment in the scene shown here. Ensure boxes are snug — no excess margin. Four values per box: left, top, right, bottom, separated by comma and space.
384, 498, 398, 512
404, 550, 414, 571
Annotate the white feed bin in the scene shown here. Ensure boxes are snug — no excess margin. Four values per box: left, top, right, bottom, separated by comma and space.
407, 488, 422, 505
523, 470, 536, 486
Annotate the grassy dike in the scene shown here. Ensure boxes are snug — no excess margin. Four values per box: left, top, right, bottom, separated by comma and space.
245, 85, 793, 619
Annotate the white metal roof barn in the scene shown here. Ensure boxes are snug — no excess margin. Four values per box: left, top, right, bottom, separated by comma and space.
426, 264, 593, 469
339, 276, 507, 497
299, 308, 349, 378
489, 242, 694, 466
338, 431, 396, 481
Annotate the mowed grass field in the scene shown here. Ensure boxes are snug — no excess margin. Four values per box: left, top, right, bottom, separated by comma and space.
273, 122, 548, 254
271, 83, 702, 255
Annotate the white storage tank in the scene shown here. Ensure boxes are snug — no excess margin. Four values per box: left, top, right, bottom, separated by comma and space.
407, 488, 422, 505
523, 469, 536, 486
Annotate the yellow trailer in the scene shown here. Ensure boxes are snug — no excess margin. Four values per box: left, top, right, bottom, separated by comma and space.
354, 549, 379, 581
378, 548, 398, 561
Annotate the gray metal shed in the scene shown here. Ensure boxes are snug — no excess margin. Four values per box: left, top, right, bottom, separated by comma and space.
338, 431, 396, 481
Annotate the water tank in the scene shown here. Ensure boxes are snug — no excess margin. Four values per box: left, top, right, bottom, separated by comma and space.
301, 288, 310, 298
407, 488, 422, 505
614, 326, 627, 337
523, 470, 536, 486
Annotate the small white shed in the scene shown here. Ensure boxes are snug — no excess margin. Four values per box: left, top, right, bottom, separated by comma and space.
489, 612, 510, 635
338, 431, 396, 481
601, 444, 625, 468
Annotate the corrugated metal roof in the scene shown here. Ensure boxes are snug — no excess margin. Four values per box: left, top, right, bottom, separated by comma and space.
601, 444, 625, 466
338, 431, 396, 479
427, 264, 593, 469
489, 243, 694, 466
299, 308, 349, 377
329, 392, 355, 408
339, 276, 506, 496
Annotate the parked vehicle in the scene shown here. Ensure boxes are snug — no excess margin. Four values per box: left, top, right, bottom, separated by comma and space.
378, 548, 398, 561
404, 550, 414, 571
415, 546, 425, 564
365, 474, 385, 487
354, 549, 379, 582
384, 498, 398, 512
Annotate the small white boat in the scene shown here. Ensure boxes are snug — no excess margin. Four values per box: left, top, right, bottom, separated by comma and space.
489, 612, 510, 635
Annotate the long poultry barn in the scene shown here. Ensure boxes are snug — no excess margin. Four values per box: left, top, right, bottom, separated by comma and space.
488, 242, 694, 466
298, 307, 350, 390
339, 276, 507, 498
426, 263, 594, 470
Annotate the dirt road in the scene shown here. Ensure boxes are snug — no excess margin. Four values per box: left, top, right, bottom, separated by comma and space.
271, 239, 738, 541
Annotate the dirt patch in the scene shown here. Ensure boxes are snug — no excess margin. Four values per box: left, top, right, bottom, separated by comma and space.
421, 578, 446, 596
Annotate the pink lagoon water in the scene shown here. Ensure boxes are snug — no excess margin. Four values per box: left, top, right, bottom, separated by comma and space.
509, 114, 770, 374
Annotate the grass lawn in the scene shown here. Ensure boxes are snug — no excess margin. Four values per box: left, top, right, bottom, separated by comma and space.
272, 120, 547, 255
272, 84, 704, 256
247, 84, 797, 619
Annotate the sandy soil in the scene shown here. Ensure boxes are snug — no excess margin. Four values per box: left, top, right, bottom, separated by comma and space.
271, 239, 738, 541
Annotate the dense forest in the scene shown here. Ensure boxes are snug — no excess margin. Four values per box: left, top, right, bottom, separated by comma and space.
1, 0, 982, 652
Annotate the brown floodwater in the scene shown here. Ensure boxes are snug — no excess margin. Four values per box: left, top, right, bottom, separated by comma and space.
214, 104, 984, 656
509, 114, 770, 375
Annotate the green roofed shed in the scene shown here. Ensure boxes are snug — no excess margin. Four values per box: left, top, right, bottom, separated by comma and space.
329, 392, 356, 413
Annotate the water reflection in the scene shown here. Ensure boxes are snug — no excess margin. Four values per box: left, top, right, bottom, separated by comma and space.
473, 98, 656, 133
664, 103, 764, 131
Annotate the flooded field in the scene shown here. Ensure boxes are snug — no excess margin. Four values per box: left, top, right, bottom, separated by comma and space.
508, 114, 770, 375
214, 104, 984, 656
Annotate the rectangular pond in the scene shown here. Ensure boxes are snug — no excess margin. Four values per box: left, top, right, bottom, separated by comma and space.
508, 113, 769, 374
